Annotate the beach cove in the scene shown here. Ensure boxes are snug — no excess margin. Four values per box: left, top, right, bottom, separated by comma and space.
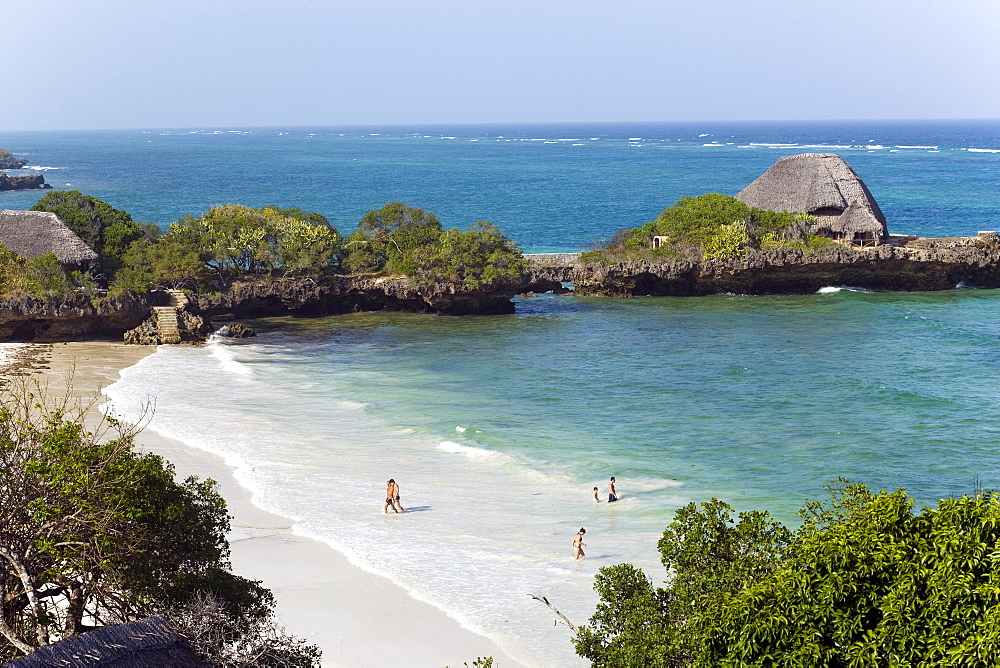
12, 342, 523, 667
32, 284, 1000, 666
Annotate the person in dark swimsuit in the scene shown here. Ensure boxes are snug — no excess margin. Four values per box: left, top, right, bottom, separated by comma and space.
607, 476, 618, 503
384, 479, 399, 514
573, 528, 587, 560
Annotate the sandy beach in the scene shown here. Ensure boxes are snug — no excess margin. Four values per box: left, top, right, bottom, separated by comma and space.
17, 341, 523, 668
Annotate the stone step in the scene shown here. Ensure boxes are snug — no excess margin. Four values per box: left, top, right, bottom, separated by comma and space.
166, 289, 189, 309
153, 306, 181, 344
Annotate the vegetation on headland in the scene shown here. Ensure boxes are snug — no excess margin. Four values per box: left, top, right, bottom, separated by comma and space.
0, 195, 525, 301
574, 479, 1000, 666
581, 193, 838, 263
0, 379, 321, 665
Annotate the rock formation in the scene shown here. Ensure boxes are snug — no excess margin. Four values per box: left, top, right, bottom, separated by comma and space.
0, 292, 151, 342
563, 236, 1000, 297
0, 172, 49, 191
0, 150, 28, 169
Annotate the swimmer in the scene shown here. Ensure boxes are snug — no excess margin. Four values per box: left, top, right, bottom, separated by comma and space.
573, 528, 587, 560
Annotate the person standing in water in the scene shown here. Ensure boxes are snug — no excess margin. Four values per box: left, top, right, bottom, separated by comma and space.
573, 528, 587, 560
593, 487, 600, 502
384, 479, 401, 514
607, 477, 618, 503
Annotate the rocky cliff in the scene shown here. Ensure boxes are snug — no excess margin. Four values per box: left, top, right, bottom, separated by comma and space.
0, 152, 28, 169
193, 274, 528, 318
566, 239, 1000, 297
0, 172, 48, 191
0, 292, 151, 342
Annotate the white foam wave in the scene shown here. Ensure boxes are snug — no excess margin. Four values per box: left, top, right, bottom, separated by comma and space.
896, 145, 938, 149
23, 165, 61, 170
817, 286, 871, 294
628, 137, 642, 141
703, 143, 726, 147
698, 133, 710, 137
749, 142, 798, 147
436, 440, 498, 458
455, 425, 467, 432
967, 148, 1000, 153
207, 339, 253, 377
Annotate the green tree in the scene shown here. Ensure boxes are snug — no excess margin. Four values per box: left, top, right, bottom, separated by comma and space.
0, 380, 320, 665
576, 481, 1000, 667
343, 202, 443, 274
574, 498, 791, 667
30, 191, 149, 277
111, 205, 340, 292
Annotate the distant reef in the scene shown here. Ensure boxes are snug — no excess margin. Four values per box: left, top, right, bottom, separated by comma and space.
0, 171, 49, 191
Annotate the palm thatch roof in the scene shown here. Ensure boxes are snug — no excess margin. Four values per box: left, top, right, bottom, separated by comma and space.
736, 153, 888, 239
7, 616, 208, 667
0, 210, 99, 264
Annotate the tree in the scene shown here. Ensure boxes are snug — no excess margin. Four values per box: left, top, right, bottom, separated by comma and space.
576, 481, 1000, 667
342, 204, 526, 288
0, 380, 320, 665
574, 498, 791, 667
111, 205, 340, 292
30, 191, 149, 277
343, 202, 442, 274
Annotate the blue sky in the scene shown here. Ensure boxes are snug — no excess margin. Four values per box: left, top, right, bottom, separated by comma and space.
2, 0, 998, 130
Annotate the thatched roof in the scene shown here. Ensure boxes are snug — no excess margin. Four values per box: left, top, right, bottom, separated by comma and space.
7, 616, 208, 667
736, 153, 888, 238
0, 210, 99, 264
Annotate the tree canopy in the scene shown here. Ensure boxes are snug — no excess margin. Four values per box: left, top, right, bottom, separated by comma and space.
114, 204, 341, 292
342, 202, 526, 289
575, 480, 1000, 667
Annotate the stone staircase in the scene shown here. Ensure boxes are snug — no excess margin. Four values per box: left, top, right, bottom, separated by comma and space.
151, 290, 190, 344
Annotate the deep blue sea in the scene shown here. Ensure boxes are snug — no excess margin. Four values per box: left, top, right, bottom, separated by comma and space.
4, 121, 1000, 665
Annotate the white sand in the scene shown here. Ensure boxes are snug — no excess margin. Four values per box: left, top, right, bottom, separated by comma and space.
26, 342, 523, 668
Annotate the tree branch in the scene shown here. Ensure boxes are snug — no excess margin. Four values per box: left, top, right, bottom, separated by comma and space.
527, 594, 577, 632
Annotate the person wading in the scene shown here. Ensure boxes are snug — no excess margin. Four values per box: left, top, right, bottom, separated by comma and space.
573, 528, 587, 560
384, 479, 404, 513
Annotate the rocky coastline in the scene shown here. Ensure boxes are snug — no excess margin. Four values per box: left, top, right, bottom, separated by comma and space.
530, 236, 1000, 297
0, 171, 49, 191
3, 238, 1000, 343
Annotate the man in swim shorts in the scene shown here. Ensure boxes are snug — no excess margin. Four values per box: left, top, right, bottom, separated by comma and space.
384, 479, 400, 514
608, 477, 618, 503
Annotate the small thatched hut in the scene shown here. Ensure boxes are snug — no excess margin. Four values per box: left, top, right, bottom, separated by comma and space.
0, 209, 99, 270
6, 616, 208, 666
736, 153, 888, 246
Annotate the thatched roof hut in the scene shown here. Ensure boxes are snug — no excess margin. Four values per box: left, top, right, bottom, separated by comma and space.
736, 153, 888, 245
6, 616, 208, 666
0, 210, 99, 268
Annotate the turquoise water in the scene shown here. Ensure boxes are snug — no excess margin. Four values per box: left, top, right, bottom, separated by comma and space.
6, 121, 1000, 665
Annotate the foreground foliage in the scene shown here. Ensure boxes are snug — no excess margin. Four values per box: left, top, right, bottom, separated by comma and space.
575, 480, 1000, 667
582, 193, 836, 263
0, 380, 320, 665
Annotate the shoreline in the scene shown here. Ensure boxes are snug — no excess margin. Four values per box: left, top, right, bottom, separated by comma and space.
21, 341, 523, 667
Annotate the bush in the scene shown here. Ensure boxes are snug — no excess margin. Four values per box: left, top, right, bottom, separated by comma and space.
592, 193, 829, 261
575, 480, 1000, 666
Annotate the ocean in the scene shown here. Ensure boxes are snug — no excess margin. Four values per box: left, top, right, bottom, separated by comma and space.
3, 121, 1000, 665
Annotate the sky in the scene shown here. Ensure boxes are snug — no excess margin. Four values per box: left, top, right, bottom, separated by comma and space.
1, 0, 999, 131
